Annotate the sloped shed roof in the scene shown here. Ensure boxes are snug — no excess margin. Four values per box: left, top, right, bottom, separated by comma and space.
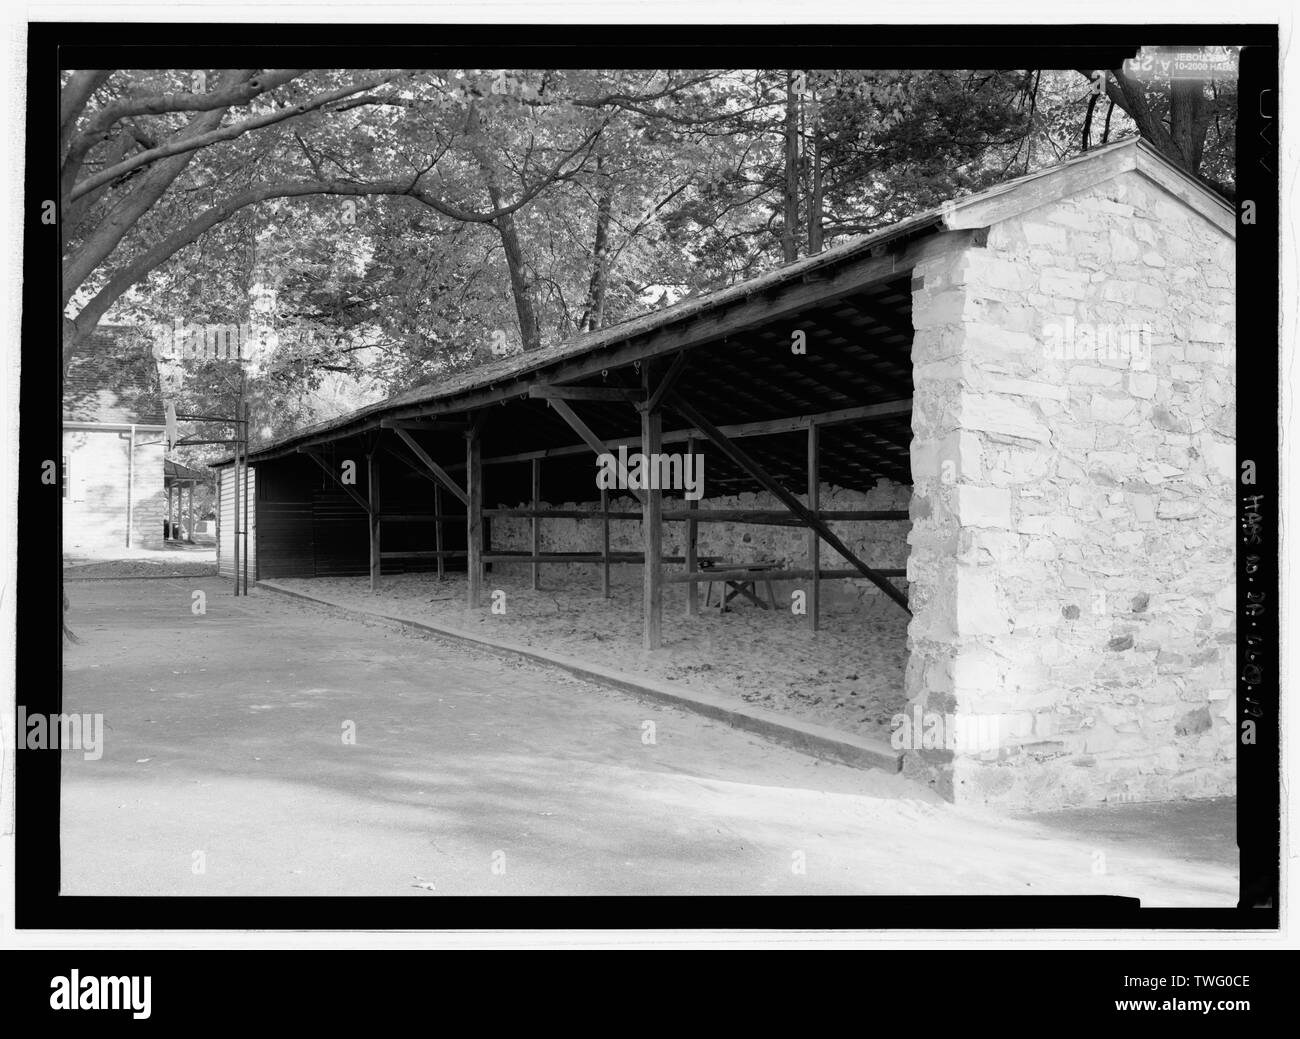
221, 135, 1232, 478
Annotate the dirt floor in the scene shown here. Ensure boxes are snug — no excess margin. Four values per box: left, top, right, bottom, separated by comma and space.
273, 569, 911, 741
64, 542, 217, 579
58, 578, 1237, 903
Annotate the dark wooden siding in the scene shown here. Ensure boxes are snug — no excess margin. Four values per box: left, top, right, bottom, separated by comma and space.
249, 453, 465, 578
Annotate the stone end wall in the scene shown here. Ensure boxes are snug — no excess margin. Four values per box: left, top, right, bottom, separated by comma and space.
906, 171, 1236, 809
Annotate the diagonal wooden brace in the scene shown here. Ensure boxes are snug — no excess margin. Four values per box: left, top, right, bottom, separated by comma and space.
665, 392, 912, 615
300, 447, 371, 513
391, 428, 469, 506
547, 397, 647, 505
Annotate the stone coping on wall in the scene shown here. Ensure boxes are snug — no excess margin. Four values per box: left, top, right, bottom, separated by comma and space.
258, 578, 904, 776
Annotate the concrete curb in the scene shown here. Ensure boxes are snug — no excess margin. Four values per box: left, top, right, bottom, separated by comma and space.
258, 580, 903, 775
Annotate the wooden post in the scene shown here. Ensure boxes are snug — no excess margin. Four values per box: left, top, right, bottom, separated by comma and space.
807, 424, 820, 632
530, 457, 541, 591
642, 368, 662, 650
685, 436, 699, 616
434, 484, 445, 581
600, 486, 610, 598
187, 481, 195, 543
368, 450, 380, 592
466, 421, 484, 609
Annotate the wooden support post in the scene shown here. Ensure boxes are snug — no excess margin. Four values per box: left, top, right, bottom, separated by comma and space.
434, 484, 445, 581
187, 482, 196, 543
685, 436, 699, 617
367, 450, 380, 592
530, 458, 541, 591
807, 424, 820, 632
466, 420, 484, 609
642, 367, 662, 650
600, 486, 611, 598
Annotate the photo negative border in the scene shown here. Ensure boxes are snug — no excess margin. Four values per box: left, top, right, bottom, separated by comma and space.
19, 20, 1281, 930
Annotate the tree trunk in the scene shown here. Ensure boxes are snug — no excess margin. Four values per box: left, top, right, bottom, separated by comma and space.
806, 90, 824, 255
1095, 68, 1213, 177
780, 71, 800, 263
580, 155, 613, 332
467, 103, 542, 352
489, 189, 542, 352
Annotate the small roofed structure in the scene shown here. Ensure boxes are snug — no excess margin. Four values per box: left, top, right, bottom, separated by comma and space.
213, 138, 1236, 809
164, 459, 212, 542
62, 327, 168, 553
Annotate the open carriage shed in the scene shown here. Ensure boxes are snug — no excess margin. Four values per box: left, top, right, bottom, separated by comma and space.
215, 138, 1237, 809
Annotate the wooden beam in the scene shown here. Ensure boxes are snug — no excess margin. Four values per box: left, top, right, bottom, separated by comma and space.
380, 418, 469, 432
643, 351, 689, 414
478, 507, 907, 524
380, 550, 467, 560
300, 447, 370, 513
531, 458, 541, 591
808, 424, 820, 632
391, 427, 469, 507
667, 567, 906, 584
685, 437, 699, 617
600, 486, 611, 599
642, 367, 663, 650
367, 451, 380, 592
665, 392, 911, 615
434, 484, 445, 581
379, 513, 459, 523
546, 397, 647, 505
471, 398, 913, 468
529, 385, 641, 402
466, 421, 484, 609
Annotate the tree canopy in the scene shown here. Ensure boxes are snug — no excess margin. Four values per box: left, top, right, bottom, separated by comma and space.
58, 58, 1238, 455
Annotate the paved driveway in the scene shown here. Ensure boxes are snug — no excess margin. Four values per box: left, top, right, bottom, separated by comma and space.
58, 578, 1236, 903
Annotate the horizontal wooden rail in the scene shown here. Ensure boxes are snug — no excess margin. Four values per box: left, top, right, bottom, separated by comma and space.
481, 508, 909, 524
379, 550, 468, 560
665, 567, 906, 584
456, 398, 914, 469
481, 552, 693, 564
380, 513, 462, 523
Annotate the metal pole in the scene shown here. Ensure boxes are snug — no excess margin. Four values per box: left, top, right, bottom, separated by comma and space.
232, 420, 240, 596
242, 401, 250, 594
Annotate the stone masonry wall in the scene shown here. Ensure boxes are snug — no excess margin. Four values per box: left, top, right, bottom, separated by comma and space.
906, 171, 1235, 808
492, 479, 910, 612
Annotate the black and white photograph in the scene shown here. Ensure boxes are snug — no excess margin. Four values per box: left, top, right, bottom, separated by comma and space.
4, 9, 1287, 969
